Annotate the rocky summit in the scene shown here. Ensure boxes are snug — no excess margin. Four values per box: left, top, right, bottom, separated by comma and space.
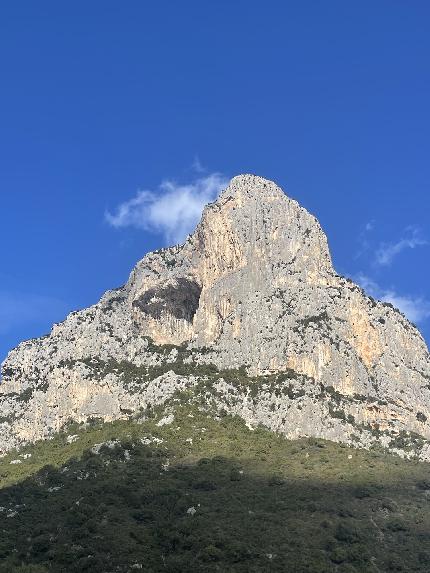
1, 174, 430, 458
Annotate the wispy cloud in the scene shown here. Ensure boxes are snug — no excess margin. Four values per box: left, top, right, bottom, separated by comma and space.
0, 291, 69, 336
191, 155, 206, 174
356, 274, 430, 324
355, 219, 375, 259
374, 226, 427, 266
105, 173, 228, 244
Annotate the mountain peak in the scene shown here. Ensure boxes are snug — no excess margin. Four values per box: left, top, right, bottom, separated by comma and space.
218, 173, 287, 202
1, 176, 429, 461
189, 173, 332, 294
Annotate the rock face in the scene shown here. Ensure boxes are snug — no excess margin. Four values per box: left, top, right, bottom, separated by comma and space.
1, 175, 430, 457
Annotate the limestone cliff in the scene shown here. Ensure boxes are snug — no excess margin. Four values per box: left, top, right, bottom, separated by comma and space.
1, 175, 429, 457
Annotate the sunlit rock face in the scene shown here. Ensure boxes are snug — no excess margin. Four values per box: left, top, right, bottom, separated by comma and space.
1, 175, 429, 456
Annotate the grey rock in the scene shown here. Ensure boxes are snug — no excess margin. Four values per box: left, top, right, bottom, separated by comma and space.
1, 174, 429, 457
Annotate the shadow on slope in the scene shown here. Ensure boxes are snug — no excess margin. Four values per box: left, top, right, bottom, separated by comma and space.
1, 408, 430, 572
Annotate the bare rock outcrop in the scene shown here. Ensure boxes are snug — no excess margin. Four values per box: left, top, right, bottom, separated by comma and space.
1, 175, 429, 457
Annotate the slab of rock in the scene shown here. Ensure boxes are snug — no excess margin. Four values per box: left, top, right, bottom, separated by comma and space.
1, 175, 429, 456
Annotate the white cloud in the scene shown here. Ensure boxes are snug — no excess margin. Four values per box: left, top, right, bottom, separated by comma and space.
374, 226, 427, 266
355, 219, 375, 259
191, 155, 206, 174
355, 274, 430, 324
105, 173, 228, 244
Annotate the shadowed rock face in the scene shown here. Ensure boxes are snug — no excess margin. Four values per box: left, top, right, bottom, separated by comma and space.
1, 174, 429, 457
132, 279, 202, 322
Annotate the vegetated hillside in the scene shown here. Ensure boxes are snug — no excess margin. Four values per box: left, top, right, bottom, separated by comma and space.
1, 397, 430, 573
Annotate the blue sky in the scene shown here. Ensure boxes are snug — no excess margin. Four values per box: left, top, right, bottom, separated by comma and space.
1, 1, 429, 363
